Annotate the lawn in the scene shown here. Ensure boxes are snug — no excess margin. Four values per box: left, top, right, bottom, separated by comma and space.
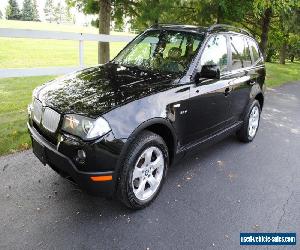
265, 62, 300, 87
0, 76, 53, 155
0, 20, 135, 68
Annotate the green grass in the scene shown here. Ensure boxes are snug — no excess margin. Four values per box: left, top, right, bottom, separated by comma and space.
265, 62, 300, 88
0, 38, 127, 68
0, 20, 135, 68
0, 76, 53, 155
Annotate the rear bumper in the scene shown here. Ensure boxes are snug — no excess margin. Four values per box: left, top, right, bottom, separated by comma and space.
28, 123, 117, 196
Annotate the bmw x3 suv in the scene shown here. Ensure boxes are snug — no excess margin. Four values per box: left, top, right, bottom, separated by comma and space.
28, 24, 266, 209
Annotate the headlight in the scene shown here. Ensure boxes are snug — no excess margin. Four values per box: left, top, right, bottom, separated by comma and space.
62, 114, 111, 140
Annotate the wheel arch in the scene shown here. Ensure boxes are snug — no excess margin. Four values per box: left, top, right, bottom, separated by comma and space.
255, 92, 264, 109
126, 118, 177, 166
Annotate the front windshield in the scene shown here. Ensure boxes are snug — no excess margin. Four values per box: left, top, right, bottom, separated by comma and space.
114, 30, 204, 74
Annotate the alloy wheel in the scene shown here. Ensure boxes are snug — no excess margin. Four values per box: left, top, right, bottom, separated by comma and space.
248, 106, 260, 138
131, 146, 165, 201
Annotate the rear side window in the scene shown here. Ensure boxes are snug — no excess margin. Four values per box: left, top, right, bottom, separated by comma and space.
230, 35, 244, 70
243, 38, 252, 67
230, 35, 253, 70
248, 39, 260, 63
200, 34, 228, 72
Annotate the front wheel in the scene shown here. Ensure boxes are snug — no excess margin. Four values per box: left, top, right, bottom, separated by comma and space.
118, 131, 168, 209
237, 100, 261, 142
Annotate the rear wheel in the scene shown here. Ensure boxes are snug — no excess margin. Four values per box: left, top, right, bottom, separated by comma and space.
118, 131, 168, 209
237, 100, 261, 142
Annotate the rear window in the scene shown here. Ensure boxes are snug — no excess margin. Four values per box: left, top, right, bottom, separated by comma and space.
230, 35, 255, 70
243, 38, 252, 67
230, 35, 244, 70
248, 39, 260, 63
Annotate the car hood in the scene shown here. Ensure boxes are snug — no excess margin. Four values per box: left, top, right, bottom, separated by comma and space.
35, 63, 179, 118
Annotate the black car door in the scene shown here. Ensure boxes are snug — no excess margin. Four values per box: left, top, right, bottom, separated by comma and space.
186, 34, 233, 143
227, 35, 255, 121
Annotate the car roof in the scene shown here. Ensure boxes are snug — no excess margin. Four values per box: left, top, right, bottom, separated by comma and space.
148, 24, 253, 37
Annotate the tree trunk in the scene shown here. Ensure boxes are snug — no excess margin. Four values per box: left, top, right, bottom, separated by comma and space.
259, 8, 272, 58
290, 54, 295, 62
216, 5, 222, 24
98, 0, 111, 64
279, 39, 288, 64
154, 0, 159, 24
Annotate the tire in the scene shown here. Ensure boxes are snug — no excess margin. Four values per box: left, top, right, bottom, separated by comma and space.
118, 130, 169, 209
237, 100, 261, 143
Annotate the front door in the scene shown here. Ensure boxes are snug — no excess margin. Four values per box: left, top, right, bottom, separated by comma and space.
186, 34, 232, 143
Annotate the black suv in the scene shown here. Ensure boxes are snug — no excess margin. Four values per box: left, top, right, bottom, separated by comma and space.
28, 24, 265, 209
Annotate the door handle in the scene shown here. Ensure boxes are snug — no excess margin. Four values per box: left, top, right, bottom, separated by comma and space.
224, 87, 231, 96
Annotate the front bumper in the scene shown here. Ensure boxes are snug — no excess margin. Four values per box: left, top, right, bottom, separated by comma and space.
28, 123, 119, 196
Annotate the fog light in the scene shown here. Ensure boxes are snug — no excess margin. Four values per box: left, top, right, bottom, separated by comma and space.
77, 149, 86, 161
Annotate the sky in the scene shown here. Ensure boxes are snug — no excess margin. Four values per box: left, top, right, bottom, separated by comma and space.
0, 0, 94, 25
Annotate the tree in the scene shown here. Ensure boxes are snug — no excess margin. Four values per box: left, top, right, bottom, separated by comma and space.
65, 6, 74, 23
6, 0, 21, 20
54, 2, 65, 23
44, 0, 55, 23
287, 34, 300, 62
22, 0, 35, 21
243, 0, 299, 59
32, 0, 39, 21
0, 9, 3, 19
67, 0, 113, 64
277, 8, 300, 64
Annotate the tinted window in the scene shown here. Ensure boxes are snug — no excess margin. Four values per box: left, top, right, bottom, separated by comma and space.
230, 35, 254, 69
200, 35, 228, 72
243, 38, 252, 67
248, 39, 260, 63
230, 35, 244, 70
114, 30, 204, 74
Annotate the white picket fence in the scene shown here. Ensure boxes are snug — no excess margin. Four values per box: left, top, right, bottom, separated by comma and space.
0, 28, 134, 78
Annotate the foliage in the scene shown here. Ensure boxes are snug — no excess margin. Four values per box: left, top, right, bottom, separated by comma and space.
44, 0, 55, 23
0, 10, 3, 19
32, 0, 39, 21
6, 0, 21, 20
54, 2, 65, 23
21, 0, 39, 21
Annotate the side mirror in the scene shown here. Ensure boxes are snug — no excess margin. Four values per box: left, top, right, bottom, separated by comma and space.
197, 65, 221, 80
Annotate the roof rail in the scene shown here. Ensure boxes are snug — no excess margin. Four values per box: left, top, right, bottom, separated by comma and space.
208, 24, 252, 36
149, 23, 202, 29
149, 23, 182, 28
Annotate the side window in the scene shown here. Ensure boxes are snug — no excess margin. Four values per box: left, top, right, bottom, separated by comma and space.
243, 38, 252, 67
200, 35, 228, 72
230, 35, 253, 69
248, 39, 260, 63
230, 35, 244, 70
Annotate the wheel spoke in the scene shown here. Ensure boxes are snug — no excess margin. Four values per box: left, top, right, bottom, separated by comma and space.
135, 179, 147, 198
150, 155, 163, 170
147, 176, 159, 191
144, 148, 153, 165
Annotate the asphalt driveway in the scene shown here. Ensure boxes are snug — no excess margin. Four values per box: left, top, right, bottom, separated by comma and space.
1, 82, 299, 250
